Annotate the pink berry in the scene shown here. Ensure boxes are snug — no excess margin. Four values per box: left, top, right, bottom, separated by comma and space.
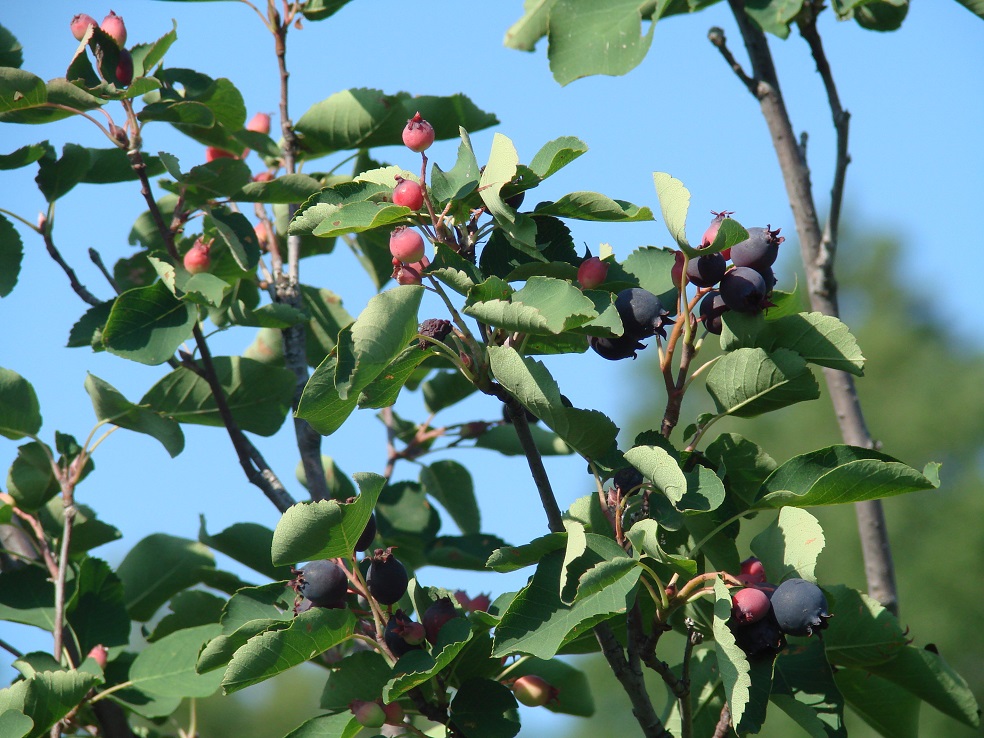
731, 587, 771, 625
350, 700, 386, 729
382, 701, 405, 726
389, 227, 425, 263
100, 10, 127, 48
702, 210, 735, 258
402, 112, 435, 153
512, 675, 558, 707
393, 177, 424, 210
87, 644, 108, 670
71, 13, 97, 41
183, 239, 212, 274
246, 112, 271, 135
253, 171, 274, 182
205, 146, 235, 163
670, 250, 685, 289
577, 256, 608, 289
454, 589, 491, 612
739, 556, 767, 585
115, 48, 133, 86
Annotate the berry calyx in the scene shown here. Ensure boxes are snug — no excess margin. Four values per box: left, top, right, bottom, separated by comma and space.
71, 14, 97, 41
588, 333, 646, 361
577, 256, 609, 289
350, 700, 386, 729
699, 291, 728, 335
685, 252, 727, 288
614, 287, 674, 340
731, 587, 771, 625
293, 559, 348, 609
205, 146, 236, 163
739, 557, 767, 585
183, 239, 212, 274
402, 112, 436, 152
115, 49, 133, 87
354, 512, 376, 553
100, 10, 127, 47
730, 226, 783, 271
367, 548, 409, 605
719, 266, 771, 313
770, 578, 831, 637
393, 177, 424, 210
389, 227, 425, 264
246, 112, 271, 135
423, 597, 459, 645
512, 675, 559, 707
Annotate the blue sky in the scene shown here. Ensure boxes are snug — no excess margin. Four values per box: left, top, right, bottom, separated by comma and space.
1, 0, 982, 727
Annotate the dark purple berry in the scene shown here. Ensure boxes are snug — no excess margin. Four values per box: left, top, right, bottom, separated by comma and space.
384, 610, 425, 657
613, 467, 644, 496
295, 560, 348, 609
614, 288, 673, 339
699, 291, 729, 335
418, 318, 452, 350
423, 597, 460, 645
589, 333, 646, 361
355, 513, 376, 553
731, 587, 771, 624
771, 578, 831, 637
730, 226, 783, 271
367, 549, 409, 605
719, 267, 770, 314
729, 613, 786, 661
685, 253, 727, 288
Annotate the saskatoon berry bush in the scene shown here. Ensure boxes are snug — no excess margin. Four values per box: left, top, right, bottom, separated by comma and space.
0, 2, 982, 738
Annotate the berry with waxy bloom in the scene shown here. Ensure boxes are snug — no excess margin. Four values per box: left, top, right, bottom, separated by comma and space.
71, 14, 97, 41
246, 112, 271, 134
614, 287, 674, 339
100, 10, 127, 47
293, 559, 348, 609
367, 548, 409, 605
686, 252, 727, 288
719, 266, 771, 313
699, 291, 728, 335
589, 333, 646, 361
402, 112, 435, 152
382, 701, 405, 726
577, 256, 608, 289
423, 597, 459, 644
393, 177, 424, 210
389, 226, 425, 264
730, 226, 783, 271
770, 578, 831, 637
354, 512, 376, 553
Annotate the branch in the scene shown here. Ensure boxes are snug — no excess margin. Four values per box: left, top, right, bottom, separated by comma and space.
715, 0, 897, 615
594, 622, 671, 738
41, 224, 101, 307
712, 703, 732, 738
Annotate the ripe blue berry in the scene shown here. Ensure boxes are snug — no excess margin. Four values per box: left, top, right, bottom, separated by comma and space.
589, 333, 646, 361
355, 513, 376, 553
699, 291, 728, 334
367, 549, 409, 605
770, 578, 831, 637
686, 252, 727, 288
614, 288, 673, 340
296, 560, 348, 608
719, 267, 770, 313
730, 226, 783, 271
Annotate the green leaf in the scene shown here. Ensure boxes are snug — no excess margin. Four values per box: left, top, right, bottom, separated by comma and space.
449, 679, 520, 738
199, 518, 290, 581
0, 68, 46, 116
130, 624, 224, 698
196, 584, 294, 674
492, 545, 638, 659
419, 460, 480, 535
533, 192, 654, 222
101, 281, 197, 365
624, 445, 687, 508
486, 533, 567, 572
357, 345, 434, 410
480, 133, 538, 255
384, 619, 473, 701
422, 370, 477, 413
488, 346, 618, 459
0, 367, 41, 439
465, 276, 597, 335
528, 136, 588, 180
822, 585, 909, 668
6, 441, 58, 511
755, 445, 940, 508
771, 637, 847, 738
0, 142, 48, 170
79, 147, 164, 184
205, 209, 260, 271
0, 24, 23, 69
504, 0, 557, 51
625, 519, 698, 581
35, 143, 90, 202
950, 0, 984, 19
375, 481, 441, 570
83, 373, 183, 457
705, 347, 821, 418
0, 213, 23, 298
621, 246, 679, 310
0, 710, 32, 738
429, 134, 481, 204
320, 651, 391, 710
130, 21, 177, 78
221, 608, 356, 694
234, 173, 323, 203
334, 285, 423, 400
745, 0, 806, 38
116, 534, 215, 621
545, 0, 655, 86
652, 172, 692, 251
427, 534, 509, 570
148, 590, 226, 642
705, 432, 777, 505
473, 423, 573, 457
294, 356, 359, 435
767, 312, 865, 375
271, 472, 384, 566
834, 668, 919, 738
282, 713, 360, 738
0, 670, 99, 737
66, 557, 130, 654
0, 566, 55, 631
142, 357, 295, 437
750, 507, 825, 583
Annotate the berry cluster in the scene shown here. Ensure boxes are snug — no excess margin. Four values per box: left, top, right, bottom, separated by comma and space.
589, 287, 674, 360
71, 11, 132, 86
692, 213, 784, 334
388, 113, 438, 285
728, 557, 831, 661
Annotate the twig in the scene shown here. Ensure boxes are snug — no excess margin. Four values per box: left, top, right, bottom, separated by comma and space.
679, 618, 702, 738
89, 248, 119, 293
41, 224, 101, 307
715, 1, 896, 615
712, 703, 732, 738
0, 638, 23, 658
594, 622, 671, 738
